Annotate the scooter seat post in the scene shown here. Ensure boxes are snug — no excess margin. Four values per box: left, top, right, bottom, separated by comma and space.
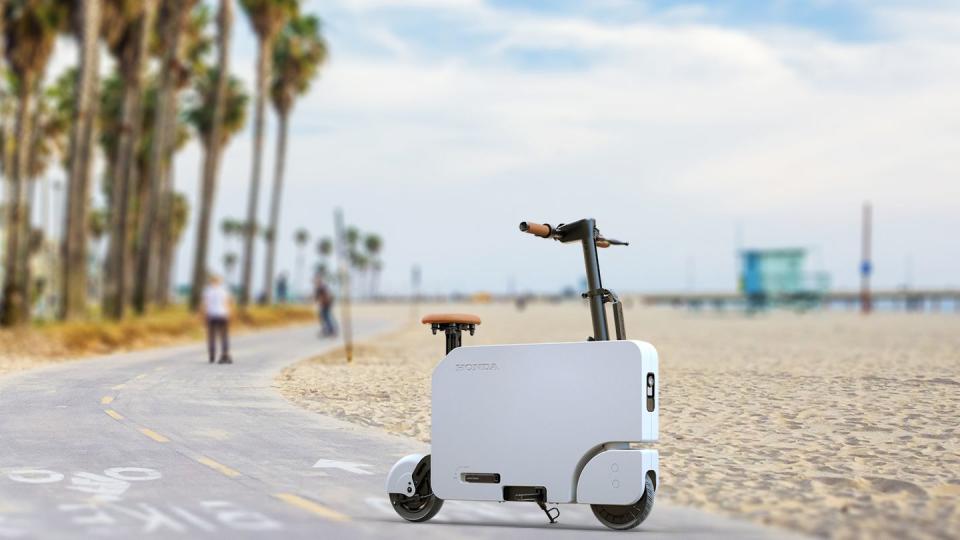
429, 322, 477, 355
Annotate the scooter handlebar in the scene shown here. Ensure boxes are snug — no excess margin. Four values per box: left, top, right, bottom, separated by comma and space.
597, 237, 629, 247
519, 221, 552, 238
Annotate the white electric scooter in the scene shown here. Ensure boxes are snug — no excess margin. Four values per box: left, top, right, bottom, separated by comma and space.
386, 218, 660, 530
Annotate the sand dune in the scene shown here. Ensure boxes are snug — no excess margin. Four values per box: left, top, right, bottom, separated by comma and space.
279, 302, 960, 539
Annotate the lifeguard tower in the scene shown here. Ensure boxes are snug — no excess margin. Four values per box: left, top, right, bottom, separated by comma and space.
739, 248, 828, 310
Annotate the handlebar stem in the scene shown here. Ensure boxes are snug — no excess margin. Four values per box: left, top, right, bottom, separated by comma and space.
553, 219, 610, 341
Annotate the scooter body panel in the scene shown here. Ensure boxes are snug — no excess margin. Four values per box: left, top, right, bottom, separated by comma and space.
431, 340, 659, 504
576, 448, 658, 505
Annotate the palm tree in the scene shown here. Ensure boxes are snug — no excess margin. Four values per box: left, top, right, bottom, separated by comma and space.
1, 73, 14, 181
317, 237, 332, 257
345, 226, 359, 251
132, 0, 197, 314
314, 236, 332, 280
17, 73, 71, 317
291, 227, 309, 300
189, 88, 250, 310
153, 4, 212, 307
237, 0, 298, 308
261, 13, 327, 304
364, 233, 382, 297
220, 217, 242, 253
88, 207, 108, 256
188, 0, 238, 311
60, 0, 102, 320
1, 0, 69, 326
0, 3, 6, 170
223, 252, 238, 289
101, 0, 157, 319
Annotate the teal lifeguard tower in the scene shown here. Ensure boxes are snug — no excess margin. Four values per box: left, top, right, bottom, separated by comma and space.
739, 248, 828, 309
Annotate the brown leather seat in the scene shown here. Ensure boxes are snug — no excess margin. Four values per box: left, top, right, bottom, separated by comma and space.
421, 313, 481, 325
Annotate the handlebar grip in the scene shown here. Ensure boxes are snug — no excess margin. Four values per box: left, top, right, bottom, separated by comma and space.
519, 221, 552, 238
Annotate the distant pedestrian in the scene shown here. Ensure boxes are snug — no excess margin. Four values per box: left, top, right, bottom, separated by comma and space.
276, 272, 289, 303
202, 274, 233, 364
314, 274, 337, 337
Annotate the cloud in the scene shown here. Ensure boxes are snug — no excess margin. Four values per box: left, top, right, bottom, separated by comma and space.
124, 0, 959, 293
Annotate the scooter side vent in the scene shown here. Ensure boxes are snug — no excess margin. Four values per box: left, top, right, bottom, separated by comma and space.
462, 473, 501, 484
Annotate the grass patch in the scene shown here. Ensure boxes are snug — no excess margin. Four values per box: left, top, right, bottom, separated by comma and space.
0, 304, 316, 358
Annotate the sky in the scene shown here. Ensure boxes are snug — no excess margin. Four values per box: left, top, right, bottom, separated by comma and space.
48, 0, 960, 296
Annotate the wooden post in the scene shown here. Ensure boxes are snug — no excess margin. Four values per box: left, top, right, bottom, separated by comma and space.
334, 208, 353, 362
860, 202, 872, 315
410, 264, 421, 324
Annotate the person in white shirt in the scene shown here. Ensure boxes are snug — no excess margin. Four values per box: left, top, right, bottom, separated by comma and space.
202, 274, 233, 364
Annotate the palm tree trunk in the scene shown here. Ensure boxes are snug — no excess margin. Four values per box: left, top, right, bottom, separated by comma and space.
1, 73, 36, 326
154, 165, 174, 304
21, 79, 46, 320
262, 111, 289, 305
190, 0, 233, 311
239, 37, 272, 307
103, 0, 157, 319
133, 0, 185, 314
61, 0, 102, 320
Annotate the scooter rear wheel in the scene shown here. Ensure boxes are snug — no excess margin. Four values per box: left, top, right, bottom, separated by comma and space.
390, 456, 443, 522
590, 475, 655, 530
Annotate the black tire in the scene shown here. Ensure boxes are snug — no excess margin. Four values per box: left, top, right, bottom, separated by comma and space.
591, 475, 655, 531
389, 456, 443, 522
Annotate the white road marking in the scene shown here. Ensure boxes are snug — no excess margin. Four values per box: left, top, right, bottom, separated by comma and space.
58, 503, 117, 527
7, 470, 64, 484
5, 467, 162, 503
111, 503, 188, 534
54, 500, 284, 535
200, 501, 284, 531
312, 459, 373, 475
65, 472, 130, 501
170, 507, 217, 532
103, 468, 162, 482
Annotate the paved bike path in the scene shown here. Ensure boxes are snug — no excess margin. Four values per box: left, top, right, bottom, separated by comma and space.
0, 318, 808, 539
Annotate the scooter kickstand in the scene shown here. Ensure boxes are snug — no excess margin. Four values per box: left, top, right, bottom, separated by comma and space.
536, 501, 560, 524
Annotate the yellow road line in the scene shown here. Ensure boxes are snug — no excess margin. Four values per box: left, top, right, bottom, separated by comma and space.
101, 396, 114, 405
104, 409, 124, 421
140, 428, 170, 443
274, 493, 350, 522
134, 374, 146, 380
197, 457, 241, 478
111, 384, 126, 390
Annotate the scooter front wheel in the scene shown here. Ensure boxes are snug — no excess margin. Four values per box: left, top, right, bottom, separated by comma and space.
590, 475, 655, 530
389, 456, 443, 522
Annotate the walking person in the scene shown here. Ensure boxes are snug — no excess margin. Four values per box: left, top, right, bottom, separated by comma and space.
314, 273, 337, 337
202, 274, 233, 364
276, 272, 289, 303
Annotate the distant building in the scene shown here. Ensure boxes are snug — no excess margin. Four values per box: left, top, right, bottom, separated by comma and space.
739, 248, 829, 309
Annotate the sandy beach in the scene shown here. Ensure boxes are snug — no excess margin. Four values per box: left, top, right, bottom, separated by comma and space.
279, 301, 960, 539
